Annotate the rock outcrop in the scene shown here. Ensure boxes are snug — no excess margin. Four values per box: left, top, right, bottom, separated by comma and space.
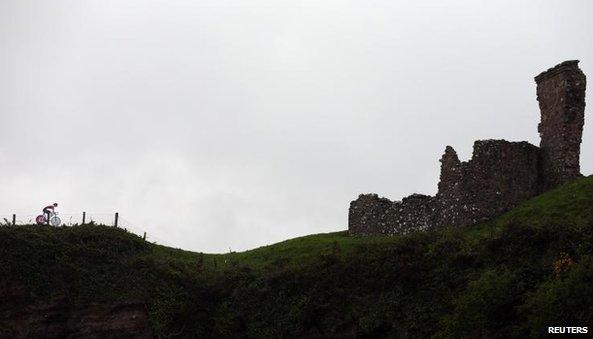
0, 281, 152, 338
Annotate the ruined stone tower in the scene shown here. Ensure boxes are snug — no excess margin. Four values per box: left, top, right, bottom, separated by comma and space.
536, 60, 587, 189
349, 60, 587, 236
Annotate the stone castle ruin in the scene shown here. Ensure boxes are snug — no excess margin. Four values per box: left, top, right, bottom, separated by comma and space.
349, 60, 587, 236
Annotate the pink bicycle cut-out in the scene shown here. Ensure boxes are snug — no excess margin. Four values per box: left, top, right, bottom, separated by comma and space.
36, 212, 61, 226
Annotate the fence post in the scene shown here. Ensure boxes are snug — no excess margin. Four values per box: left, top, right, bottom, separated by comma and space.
12, 214, 15, 226
82, 212, 86, 225
143, 232, 146, 240
114, 212, 119, 227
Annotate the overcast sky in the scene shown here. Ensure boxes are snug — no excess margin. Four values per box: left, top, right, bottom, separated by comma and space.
1, 0, 592, 252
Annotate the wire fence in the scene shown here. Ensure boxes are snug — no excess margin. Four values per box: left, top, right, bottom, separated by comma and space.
0, 212, 170, 246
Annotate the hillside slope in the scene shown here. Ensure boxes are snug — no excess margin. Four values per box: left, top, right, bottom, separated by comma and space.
1, 176, 593, 338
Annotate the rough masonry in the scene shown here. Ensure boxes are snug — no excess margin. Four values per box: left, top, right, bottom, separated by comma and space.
349, 60, 587, 236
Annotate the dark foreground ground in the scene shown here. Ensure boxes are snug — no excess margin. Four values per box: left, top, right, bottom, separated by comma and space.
1, 176, 593, 338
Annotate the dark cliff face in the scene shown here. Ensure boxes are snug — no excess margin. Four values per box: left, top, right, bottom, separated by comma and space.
0, 281, 152, 339
349, 60, 587, 236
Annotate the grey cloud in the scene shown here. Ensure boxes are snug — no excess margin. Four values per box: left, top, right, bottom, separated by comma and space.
1, 0, 592, 252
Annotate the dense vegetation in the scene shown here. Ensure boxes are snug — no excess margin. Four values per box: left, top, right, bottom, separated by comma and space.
1, 176, 593, 338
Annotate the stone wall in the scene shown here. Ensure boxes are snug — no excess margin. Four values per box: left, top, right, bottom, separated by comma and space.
348, 140, 541, 234
433, 140, 541, 229
536, 60, 587, 189
349, 60, 587, 236
349, 193, 436, 236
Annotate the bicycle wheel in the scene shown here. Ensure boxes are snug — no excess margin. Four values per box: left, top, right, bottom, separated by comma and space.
36, 215, 46, 225
50, 216, 61, 226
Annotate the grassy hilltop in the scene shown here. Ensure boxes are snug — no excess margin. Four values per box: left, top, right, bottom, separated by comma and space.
1, 176, 593, 338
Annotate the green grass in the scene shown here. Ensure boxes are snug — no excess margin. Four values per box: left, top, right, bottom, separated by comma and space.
1, 176, 593, 338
